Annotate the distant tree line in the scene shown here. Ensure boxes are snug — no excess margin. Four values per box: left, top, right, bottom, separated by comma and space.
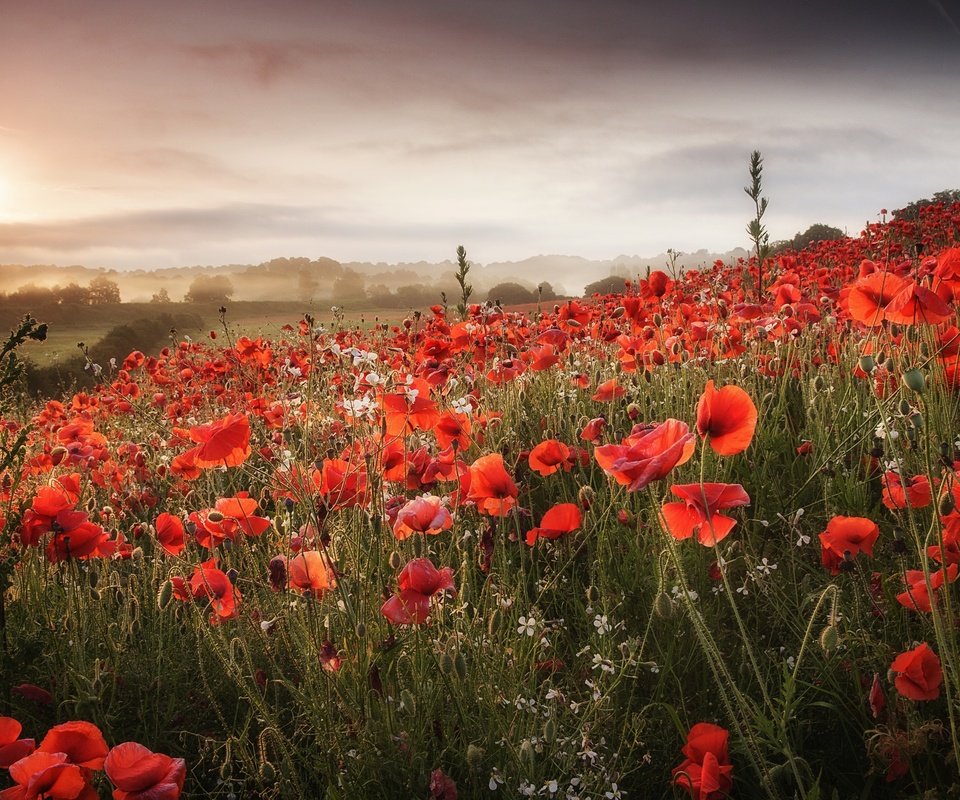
0, 276, 121, 306
893, 190, 960, 221
770, 223, 847, 255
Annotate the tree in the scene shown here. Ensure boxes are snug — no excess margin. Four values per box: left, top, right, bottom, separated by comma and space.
58, 283, 91, 305
537, 282, 558, 301
486, 282, 536, 305
150, 288, 172, 304
771, 224, 846, 255
893, 190, 960, 221
88, 276, 121, 304
583, 275, 629, 297
185, 275, 234, 304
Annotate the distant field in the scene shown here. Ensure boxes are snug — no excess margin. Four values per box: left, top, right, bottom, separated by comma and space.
1, 301, 405, 365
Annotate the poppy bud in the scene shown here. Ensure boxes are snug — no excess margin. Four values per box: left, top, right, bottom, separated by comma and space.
898, 399, 913, 416
388, 551, 403, 570
858, 355, 876, 374
653, 591, 675, 618
578, 485, 595, 509
50, 446, 68, 466
616, 509, 632, 526
268, 556, 287, 592
543, 718, 556, 744
466, 744, 484, 771
487, 609, 502, 636
612, 306, 626, 318
157, 580, 173, 610
454, 652, 467, 680
883, 357, 894, 372
902, 369, 925, 393
653, 313, 663, 327
585, 585, 599, 603
813, 375, 826, 392
226, 568, 239, 584
440, 653, 455, 674
909, 412, 923, 430
88, 569, 99, 589
355, 623, 366, 638
519, 739, 534, 767
207, 511, 225, 523
819, 624, 839, 654
400, 688, 415, 711
940, 492, 956, 516
260, 762, 276, 782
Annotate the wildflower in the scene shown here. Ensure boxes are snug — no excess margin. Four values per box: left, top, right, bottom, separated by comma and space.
392, 495, 453, 540
594, 419, 695, 492
104, 742, 186, 800
890, 643, 942, 701
184, 412, 251, 468
819, 516, 880, 575
526, 504, 582, 546
696, 381, 758, 456
660, 483, 750, 545
528, 439, 571, 477
672, 722, 733, 800
468, 454, 518, 516
0, 718, 35, 769
517, 615, 537, 636
381, 558, 455, 625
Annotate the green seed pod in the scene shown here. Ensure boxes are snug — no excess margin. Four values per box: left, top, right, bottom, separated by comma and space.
454, 652, 467, 680
902, 368, 926, 393
909, 412, 924, 430
156, 580, 173, 611
543, 718, 556, 744
819, 624, 839, 653
440, 653, 455, 675
858, 355, 876, 374
400, 688, 415, 711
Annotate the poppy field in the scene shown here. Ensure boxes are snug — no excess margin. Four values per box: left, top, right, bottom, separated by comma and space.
3, 201, 960, 799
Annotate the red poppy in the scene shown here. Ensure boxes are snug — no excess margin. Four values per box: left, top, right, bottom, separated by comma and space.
594, 419, 695, 492
282, 550, 337, 598
1, 751, 86, 800
660, 483, 750, 545
392, 495, 453, 540
890, 642, 942, 701
154, 513, 185, 556
897, 565, 959, 612
881, 473, 932, 510
38, 720, 109, 770
591, 378, 625, 402
846, 271, 910, 326
696, 381, 757, 456
189, 495, 270, 549
526, 503, 582, 545
468, 454, 518, 516
0, 718, 35, 770
104, 742, 186, 800
818, 516, 880, 575
434, 411, 472, 452
381, 558, 456, 625
381, 378, 441, 437
528, 439, 571, 477
579, 416, 606, 443
672, 722, 733, 800
883, 281, 953, 326
187, 412, 251, 468
188, 559, 241, 623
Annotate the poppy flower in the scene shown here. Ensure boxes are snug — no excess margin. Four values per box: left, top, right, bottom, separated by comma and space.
696, 381, 758, 456
896, 565, 959, 612
188, 559, 241, 623
526, 503, 582, 545
189, 495, 271, 549
890, 642, 942, 701
381, 378, 441, 437
381, 557, 455, 625
187, 412, 251, 468
591, 378, 625, 402
468, 454, 518, 516
580, 416, 606, 443
819, 516, 880, 575
434, 411, 471, 452
660, 483, 750, 545
282, 550, 337, 598
881, 473, 932, 510
392, 495, 453, 540
883, 281, 953, 326
594, 419, 695, 492
528, 439, 571, 477
38, 720, 109, 770
104, 742, 186, 800
10, 685, 52, 706
0, 718, 35, 769
846, 271, 910, 326
1, 750, 87, 800
154, 513, 186, 556
672, 722, 733, 800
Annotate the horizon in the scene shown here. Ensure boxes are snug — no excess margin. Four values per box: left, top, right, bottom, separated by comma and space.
1, 0, 959, 269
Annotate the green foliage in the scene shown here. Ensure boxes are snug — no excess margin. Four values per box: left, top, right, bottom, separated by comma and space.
893, 189, 960, 221
185, 275, 235, 304
772, 224, 847, 255
745, 150, 772, 300
455, 245, 473, 320
584, 275, 629, 297
486, 281, 537, 305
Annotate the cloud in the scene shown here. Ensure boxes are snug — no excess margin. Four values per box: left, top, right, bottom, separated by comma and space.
181, 40, 359, 85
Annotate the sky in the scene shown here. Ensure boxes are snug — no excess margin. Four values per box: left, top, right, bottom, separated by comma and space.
0, 0, 958, 269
